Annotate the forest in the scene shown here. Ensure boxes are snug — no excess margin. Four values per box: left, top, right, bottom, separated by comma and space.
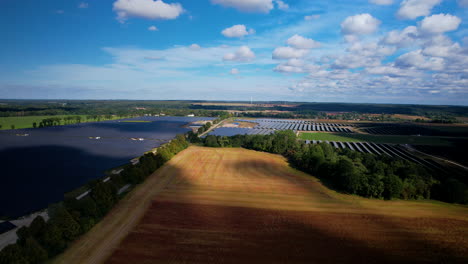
1, 100, 467, 122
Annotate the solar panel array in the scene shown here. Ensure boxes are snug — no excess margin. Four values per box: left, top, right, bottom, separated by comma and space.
306, 140, 443, 172
236, 119, 353, 133
208, 127, 274, 137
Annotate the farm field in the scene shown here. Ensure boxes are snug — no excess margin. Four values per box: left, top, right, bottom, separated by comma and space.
0, 115, 122, 130
54, 146, 468, 264
299, 132, 454, 146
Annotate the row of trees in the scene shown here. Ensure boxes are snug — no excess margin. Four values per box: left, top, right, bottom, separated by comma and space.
32, 115, 121, 129
0, 135, 189, 264
200, 131, 467, 203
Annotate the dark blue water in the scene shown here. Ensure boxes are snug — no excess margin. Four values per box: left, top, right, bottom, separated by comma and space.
0, 117, 213, 218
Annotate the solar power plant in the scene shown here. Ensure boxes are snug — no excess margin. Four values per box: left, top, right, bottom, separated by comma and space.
0, 116, 213, 218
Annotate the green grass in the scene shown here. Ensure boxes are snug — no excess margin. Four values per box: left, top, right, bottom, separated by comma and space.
299, 132, 453, 146
0, 115, 123, 130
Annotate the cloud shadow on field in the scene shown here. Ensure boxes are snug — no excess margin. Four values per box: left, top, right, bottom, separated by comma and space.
106, 148, 468, 263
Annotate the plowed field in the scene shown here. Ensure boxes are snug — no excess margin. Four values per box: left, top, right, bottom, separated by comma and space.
55, 146, 468, 264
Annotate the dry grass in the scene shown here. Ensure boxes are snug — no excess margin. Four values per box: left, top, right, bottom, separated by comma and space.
98, 147, 468, 264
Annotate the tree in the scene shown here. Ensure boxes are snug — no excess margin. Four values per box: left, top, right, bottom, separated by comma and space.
32, 122, 37, 128
91, 182, 117, 216
11, 125, 15, 130
37, 223, 66, 256
0, 244, 28, 264
333, 156, 365, 194
205, 135, 220, 147
22, 237, 48, 264
49, 205, 81, 241
28, 216, 46, 238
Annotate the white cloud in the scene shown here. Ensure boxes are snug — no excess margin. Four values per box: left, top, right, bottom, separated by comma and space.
211, 0, 274, 13
272, 47, 309, 60
189, 44, 201, 50
397, 0, 441, 20
274, 59, 320, 73
304, 15, 320, 21
78, 2, 89, 8
381, 26, 419, 47
223, 46, 256, 62
230, 68, 240, 75
423, 43, 461, 58
369, 0, 393, 5
286, 34, 321, 49
275, 0, 289, 10
459, 0, 468, 7
341, 14, 381, 35
419, 14, 462, 35
113, 0, 184, 22
221, 24, 255, 38
56, 10, 65, 14
148, 25, 158, 31
366, 65, 416, 77
331, 41, 396, 69
396, 50, 445, 71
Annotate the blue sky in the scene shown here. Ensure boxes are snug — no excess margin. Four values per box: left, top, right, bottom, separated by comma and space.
1, 0, 467, 105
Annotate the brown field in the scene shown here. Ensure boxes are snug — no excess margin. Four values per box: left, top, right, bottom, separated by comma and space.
223, 121, 257, 128
391, 114, 430, 121
55, 147, 468, 264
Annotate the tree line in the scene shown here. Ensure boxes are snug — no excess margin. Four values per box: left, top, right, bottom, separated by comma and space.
199, 131, 467, 204
0, 135, 189, 264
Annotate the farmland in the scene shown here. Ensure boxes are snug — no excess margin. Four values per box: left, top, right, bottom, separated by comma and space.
54, 146, 468, 264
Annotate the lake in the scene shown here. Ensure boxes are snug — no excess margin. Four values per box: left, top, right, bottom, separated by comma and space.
0, 116, 213, 218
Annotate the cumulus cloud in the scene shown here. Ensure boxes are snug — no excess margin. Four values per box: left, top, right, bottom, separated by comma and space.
78, 2, 89, 8
287, 34, 321, 49
396, 50, 445, 71
304, 15, 320, 21
397, 0, 441, 20
275, 0, 289, 10
221, 24, 255, 38
189, 44, 201, 50
341, 14, 381, 36
369, 0, 393, 5
272, 47, 309, 60
113, 0, 184, 22
223, 46, 256, 62
148, 25, 158, 31
211, 0, 274, 13
423, 43, 461, 58
331, 42, 396, 69
419, 14, 462, 35
381, 26, 419, 47
230, 68, 240, 75
274, 59, 320, 73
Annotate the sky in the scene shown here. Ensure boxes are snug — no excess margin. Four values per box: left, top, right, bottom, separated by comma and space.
1, 0, 467, 105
